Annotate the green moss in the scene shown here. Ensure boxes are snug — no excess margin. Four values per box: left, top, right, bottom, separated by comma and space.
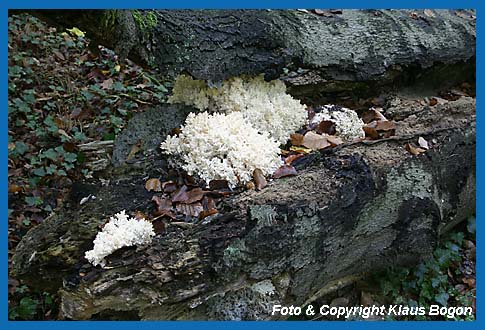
132, 10, 158, 33
101, 10, 119, 32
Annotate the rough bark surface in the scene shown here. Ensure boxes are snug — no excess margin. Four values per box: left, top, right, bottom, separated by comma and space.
27, 10, 475, 86
11, 94, 475, 320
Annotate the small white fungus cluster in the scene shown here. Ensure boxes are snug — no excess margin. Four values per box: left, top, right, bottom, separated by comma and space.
85, 210, 155, 267
168, 74, 308, 144
161, 111, 282, 187
310, 105, 365, 141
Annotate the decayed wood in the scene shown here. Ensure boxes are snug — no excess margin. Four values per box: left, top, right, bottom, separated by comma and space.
11, 94, 475, 320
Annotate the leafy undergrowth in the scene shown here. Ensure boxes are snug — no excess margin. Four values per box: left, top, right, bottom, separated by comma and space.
8, 13, 169, 320
298, 218, 476, 321
374, 217, 476, 321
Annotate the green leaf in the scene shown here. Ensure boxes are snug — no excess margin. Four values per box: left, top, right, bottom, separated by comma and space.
435, 292, 449, 306
42, 148, 58, 161
15, 297, 39, 320
109, 115, 123, 127
43, 115, 58, 133
25, 196, 43, 206
13, 141, 29, 155
112, 81, 126, 92
33, 167, 46, 177
63, 152, 78, 163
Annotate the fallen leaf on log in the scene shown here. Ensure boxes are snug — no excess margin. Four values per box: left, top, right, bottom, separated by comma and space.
361, 108, 387, 123
405, 143, 426, 155
209, 180, 229, 190
302, 131, 331, 150
176, 202, 203, 217
134, 211, 148, 220
363, 126, 379, 139
162, 181, 177, 193
284, 153, 305, 165
198, 209, 218, 220
289, 146, 312, 154
253, 168, 267, 190
172, 185, 188, 203
290, 133, 304, 146
316, 120, 336, 135
199, 196, 218, 220
327, 136, 343, 146
151, 219, 165, 234
145, 178, 162, 192
151, 196, 176, 219
183, 188, 205, 204
126, 141, 142, 161
273, 165, 297, 179
372, 120, 396, 131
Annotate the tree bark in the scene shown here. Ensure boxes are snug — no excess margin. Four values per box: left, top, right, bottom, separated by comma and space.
25, 10, 475, 87
11, 94, 475, 320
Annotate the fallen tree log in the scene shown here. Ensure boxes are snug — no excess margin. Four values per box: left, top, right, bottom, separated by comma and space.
25, 9, 475, 103
11, 94, 475, 320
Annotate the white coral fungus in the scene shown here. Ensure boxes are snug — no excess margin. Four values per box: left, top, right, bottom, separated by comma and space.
310, 105, 365, 141
161, 111, 282, 187
85, 210, 155, 267
168, 74, 307, 144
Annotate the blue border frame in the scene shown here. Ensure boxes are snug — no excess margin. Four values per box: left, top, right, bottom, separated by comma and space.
2, 1, 480, 329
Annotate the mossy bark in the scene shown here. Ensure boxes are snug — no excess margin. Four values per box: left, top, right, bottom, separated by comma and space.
11, 95, 475, 320
23, 10, 475, 98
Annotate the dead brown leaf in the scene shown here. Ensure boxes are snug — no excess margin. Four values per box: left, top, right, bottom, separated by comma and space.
151, 219, 166, 234
284, 153, 305, 165
126, 141, 142, 161
246, 181, 256, 190
145, 178, 162, 192
316, 120, 336, 135
302, 131, 331, 150
429, 97, 438, 106
209, 180, 229, 190
198, 208, 218, 220
184, 188, 205, 204
8, 184, 23, 194
463, 277, 476, 289
176, 202, 204, 217
363, 126, 379, 139
171, 185, 188, 203
361, 108, 387, 124
373, 120, 396, 131
151, 196, 175, 219
290, 133, 304, 146
253, 168, 267, 191
327, 136, 343, 146
405, 143, 426, 155
133, 210, 148, 220
273, 165, 297, 179
162, 181, 177, 193
100, 78, 113, 90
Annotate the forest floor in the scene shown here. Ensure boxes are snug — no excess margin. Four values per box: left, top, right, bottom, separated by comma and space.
7, 13, 476, 320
